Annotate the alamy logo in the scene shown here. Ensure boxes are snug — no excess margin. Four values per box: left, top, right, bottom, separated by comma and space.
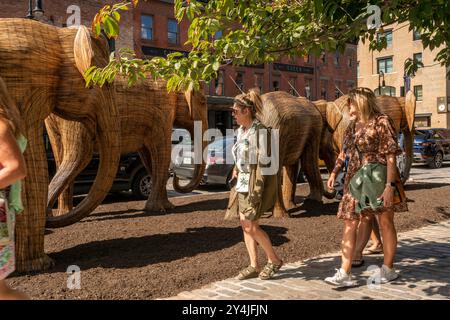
366, 265, 382, 290
366, 5, 382, 30
67, 265, 81, 290
67, 5, 81, 27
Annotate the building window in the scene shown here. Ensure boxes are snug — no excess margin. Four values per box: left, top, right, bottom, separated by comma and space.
400, 86, 405, 97
414, 85, 423, 101
347, 56, 353, 68
413, 52, 423, 67
215, 30, 222, 39
377, 30, 392, 48
235, 72, 244, 91
213, 70, 224, 96
168, 19, 179, 45
303, 55, 310, 63
357, 61, 360, 77
413, 29, 421, 41
305, 79, 312, 100
415, 115, 430, 127
335, 81, 342, 98
334, 52, 340, 66
272, 78, 280, 91
141, 15, 153, 40
320, 79, 328, 99
289, 77, 298, 96
347, 80, 355, 91
254, 73, 264, 93
377, 57, 393, 74
374, 86, 396, 97
320, 52, 327, 64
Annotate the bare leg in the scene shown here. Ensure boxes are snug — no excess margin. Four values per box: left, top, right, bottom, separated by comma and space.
353, 215, 373, 261
240, 218, 259, 269
341, 219, 359, 273
0, 280, 29, 300
240, 213, 282, 265
368, 216, 383, 250
378, 209, 397, 268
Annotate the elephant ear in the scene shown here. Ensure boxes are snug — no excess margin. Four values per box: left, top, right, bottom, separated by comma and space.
404, 90, 416, 131
73, 26, 94, 75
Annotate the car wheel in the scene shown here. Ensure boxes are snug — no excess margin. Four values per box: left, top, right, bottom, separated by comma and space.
132, 170, 152, 199
428, 151, 443, 169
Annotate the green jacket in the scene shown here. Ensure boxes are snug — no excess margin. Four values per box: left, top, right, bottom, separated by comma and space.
349, 163, 387, 213
225, 124, 278, 220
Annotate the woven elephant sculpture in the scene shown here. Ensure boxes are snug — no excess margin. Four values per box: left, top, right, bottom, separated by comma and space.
44, 78, 208, 228
0, 19, 120, 271
258, 91, 334, 217
314, 91, 416, 183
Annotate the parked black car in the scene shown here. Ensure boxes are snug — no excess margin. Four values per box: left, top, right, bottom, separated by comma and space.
413, 128, 450, 168
45, 134, 151, 199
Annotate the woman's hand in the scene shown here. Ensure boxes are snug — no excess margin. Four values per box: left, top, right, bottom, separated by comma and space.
327, 173, 336, 191
379, 186, 394, 207
232, 168, 238, 179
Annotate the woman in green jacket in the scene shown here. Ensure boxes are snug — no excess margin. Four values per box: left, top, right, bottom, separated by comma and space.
225, 88, 283, 280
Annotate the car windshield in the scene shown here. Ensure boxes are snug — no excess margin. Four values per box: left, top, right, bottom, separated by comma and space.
415, 130, 430, 138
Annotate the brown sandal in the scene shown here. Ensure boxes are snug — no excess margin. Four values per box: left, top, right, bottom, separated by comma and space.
259, 261, 283, 280
237, 265, 259, 280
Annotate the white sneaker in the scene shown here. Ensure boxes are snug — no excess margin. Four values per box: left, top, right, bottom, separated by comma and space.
372, 265, 399, 284
324, 268, 356, 287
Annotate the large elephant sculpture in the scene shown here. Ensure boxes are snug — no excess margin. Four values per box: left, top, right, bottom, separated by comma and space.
258, 91, 334, 217
0, 19, 121, 271
45, 77, 208, 228
314, 91, 416, 182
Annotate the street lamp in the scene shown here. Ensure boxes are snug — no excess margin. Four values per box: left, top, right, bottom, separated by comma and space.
26, 0, 44, 20
378, 70, 385, 96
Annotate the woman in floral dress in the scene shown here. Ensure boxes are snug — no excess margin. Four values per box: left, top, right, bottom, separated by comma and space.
325, 88, 405, 287
0, 88, 28, 299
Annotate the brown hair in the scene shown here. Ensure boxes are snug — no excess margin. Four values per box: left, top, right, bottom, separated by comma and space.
348, 87, 383, 122
0, 78, 22, 137
234, 87, 263, 120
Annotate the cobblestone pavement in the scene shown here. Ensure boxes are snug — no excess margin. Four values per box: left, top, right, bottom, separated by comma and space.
166, 219, 450, 300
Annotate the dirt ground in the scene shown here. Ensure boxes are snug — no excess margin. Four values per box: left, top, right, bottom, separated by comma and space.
7, 181, 450, 300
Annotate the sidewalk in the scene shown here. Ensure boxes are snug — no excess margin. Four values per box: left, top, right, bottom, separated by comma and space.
166, 219, 450, 300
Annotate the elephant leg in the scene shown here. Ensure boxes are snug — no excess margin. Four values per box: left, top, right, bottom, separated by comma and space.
301, 143, 324, 202
15, 121, 54, 272
142, 140, 174, 213
46, 116, 94, 216
273, 169, 288, 218
282, 163, 298, 210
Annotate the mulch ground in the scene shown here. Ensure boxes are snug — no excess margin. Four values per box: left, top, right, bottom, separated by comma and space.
7, 181, 450, 299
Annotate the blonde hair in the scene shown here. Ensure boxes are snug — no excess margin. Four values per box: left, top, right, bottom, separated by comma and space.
0, 78, 22, 137
348, 87, 382, 122
234, 87, 263, 120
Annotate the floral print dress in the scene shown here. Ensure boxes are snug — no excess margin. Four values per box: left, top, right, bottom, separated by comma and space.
337, 115, 403, 220
0, 188, 15, 280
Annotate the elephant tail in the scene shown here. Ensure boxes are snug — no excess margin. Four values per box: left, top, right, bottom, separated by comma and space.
73, 25, 94, 76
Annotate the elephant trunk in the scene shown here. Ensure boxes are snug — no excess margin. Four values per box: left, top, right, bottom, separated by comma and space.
172, 89, 208, 193
46, 89, 120, 228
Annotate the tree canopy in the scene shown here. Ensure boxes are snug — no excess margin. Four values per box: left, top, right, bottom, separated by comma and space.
86, 0, 450, 91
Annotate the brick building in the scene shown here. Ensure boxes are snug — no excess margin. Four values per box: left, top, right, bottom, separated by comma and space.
358, 21, 450, 128
2, 0, 357, 131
